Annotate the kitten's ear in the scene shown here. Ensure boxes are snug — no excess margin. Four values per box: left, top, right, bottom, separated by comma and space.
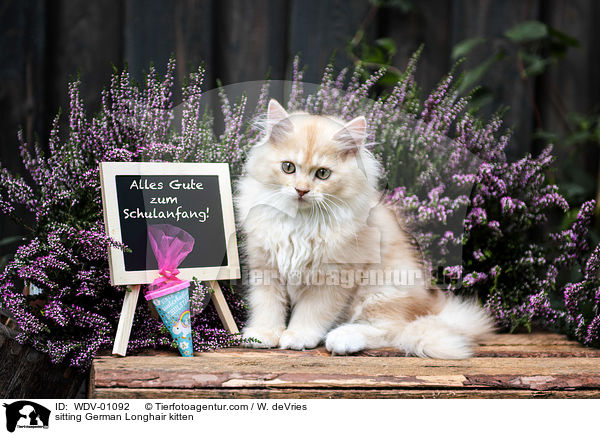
268, 99, 288, 122
267, 99, 293, 143
333, 116, 367, 155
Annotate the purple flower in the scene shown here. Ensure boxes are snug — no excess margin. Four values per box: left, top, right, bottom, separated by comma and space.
3, 54, 600, 371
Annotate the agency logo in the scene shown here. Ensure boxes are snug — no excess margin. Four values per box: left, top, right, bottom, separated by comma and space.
3, 401, 50, 432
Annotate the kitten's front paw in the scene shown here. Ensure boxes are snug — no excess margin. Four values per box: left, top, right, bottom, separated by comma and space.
325, 325, 366, 355
279, 329, 322, 350
242, 327, 283, 348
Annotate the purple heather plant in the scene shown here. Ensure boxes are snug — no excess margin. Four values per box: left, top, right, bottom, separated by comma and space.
1, 54, 599, 371
0, 60, 252, 369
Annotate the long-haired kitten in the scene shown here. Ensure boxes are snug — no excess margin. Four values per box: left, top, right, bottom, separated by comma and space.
235, 99, 493, 358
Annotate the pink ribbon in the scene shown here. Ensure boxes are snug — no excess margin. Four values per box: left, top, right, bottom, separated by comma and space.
151, 268, 181, 288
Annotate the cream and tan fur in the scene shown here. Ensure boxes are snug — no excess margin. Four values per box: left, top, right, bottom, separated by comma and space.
235, 99, 493, 358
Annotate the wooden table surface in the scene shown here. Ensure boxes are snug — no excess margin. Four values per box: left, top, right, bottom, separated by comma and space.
90, 333, 600, 398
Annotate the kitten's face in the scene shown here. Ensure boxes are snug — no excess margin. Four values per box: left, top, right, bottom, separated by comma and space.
247, 100, 369, 214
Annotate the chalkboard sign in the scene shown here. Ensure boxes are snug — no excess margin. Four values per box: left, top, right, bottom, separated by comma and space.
100, 162, 241, 285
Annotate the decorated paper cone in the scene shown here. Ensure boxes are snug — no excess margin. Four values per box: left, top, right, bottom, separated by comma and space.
145, 224, 195, 357
146, 282, 194, 357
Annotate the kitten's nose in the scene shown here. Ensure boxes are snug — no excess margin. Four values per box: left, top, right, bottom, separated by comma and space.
295, 188, 310, 198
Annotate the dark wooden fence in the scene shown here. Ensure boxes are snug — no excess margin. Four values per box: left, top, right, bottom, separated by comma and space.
1, 0, 599, 256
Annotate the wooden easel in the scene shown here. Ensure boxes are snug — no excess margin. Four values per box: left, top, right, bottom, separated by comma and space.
100, 162, 242, 357
112, 280, 239, 356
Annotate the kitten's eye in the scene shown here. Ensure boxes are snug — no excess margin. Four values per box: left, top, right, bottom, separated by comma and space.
315, 168, 331, 180
281, 161, 296, 174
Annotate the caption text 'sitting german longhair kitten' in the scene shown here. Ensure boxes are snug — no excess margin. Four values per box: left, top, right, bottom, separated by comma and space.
235, 99, 493, 359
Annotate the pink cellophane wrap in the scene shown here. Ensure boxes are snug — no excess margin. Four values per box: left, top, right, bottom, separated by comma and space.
146, 224, 195, 297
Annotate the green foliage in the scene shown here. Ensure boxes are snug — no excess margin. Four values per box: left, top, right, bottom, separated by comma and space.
346, 7, 595, 219
453, 19, 580, 89
505, 20, 549, 42
369, 0, 414, 13
451, 37, 485, 60
450, 20, 597, 223
536, 112, 600, 208
456, 52, 505, 95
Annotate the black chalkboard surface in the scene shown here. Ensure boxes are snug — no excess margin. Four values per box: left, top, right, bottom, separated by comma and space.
100, 162, 240, 285
115, 175, 228, 271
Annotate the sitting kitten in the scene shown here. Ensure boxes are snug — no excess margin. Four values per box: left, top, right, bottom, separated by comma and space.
235, 99, 493, 358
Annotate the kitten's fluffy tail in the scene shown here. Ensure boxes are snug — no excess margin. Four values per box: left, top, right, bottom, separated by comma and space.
394, 296, 494, 359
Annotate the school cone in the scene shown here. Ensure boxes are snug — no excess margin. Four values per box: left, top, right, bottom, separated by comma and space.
146, 224, 195, 357
145, 282, 193, 357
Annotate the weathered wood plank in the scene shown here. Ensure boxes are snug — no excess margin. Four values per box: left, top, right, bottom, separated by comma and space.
124, 0, 174, 85
1, 324, 86, 399
479, 332, 580, 346
451, 0, 540, 158
93, 355, 600, 390
360, 346, 600, 358
173, 0, 216, 88
92, 387, 600, 399
288, 0, 373, 84
0, 0, 46, 146
538, 0, 600, 183
215, 0, 287, 84
540, 0, 597, 134
383, 0, 452, 96
0, 0, 46, 258
158, 344, 600, 359
91, 333, 600, 398
103, 332, 600, 359
46, 0, 122, 121
124, 0, 214, 95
